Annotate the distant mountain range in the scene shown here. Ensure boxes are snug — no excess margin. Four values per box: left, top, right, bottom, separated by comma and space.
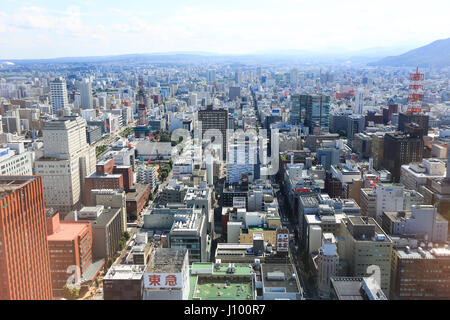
1, 39, 448, 67
368, 38, 450, 68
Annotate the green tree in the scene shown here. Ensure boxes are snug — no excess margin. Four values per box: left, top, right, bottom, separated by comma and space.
118, 237, 126, 251
62, 284, 80, 300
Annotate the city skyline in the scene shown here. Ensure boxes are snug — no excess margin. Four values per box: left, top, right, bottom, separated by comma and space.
0, 0, 449, 59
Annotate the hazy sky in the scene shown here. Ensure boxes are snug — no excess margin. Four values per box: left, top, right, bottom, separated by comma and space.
0, 0, 449, 59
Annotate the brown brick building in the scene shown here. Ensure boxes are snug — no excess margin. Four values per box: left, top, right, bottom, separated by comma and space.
126, 183, 151, 218
47, 212, 102, 297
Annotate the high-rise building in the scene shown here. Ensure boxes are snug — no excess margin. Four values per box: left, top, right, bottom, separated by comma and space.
169, 213, 207, 263
398, 112, 429, 136
50, 77, 69, 114
35, 116, 96, 212
339, 216, 393, 298
256, 66, 262, 81
198, 105, 228, 159
360, 188, 377, 218
227, 132, 259, 183
290, 68, 298, 86
347, 115, 365, 147
391, 246, 450, 300
229, 87, 241, 101
80, 79, 93, 110
207, 69, 216, 84
383, 132, 424, 182
0, 176, 53, 300
91, 189, 127, 233
303, 94, 330, 133
290, 94, 303, 125
235, 69, 242, 85
375, 184, 404, 220
370, 134, 385, 170
354, 88, 364, 114
381, 205, 448, 242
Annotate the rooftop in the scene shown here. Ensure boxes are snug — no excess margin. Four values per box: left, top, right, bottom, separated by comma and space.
93, 208, 121, 227
0, 176, 36, 200
146, 248, 187, 273
330, 277, 365, 300
261, 263, 302, 294
396, 246, 450, 259
103, 264, 145, 280
190, 263, 254, 300
47, 221, 91, 241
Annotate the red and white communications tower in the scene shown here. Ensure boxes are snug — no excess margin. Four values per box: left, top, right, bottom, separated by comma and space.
406, 67, 424, 115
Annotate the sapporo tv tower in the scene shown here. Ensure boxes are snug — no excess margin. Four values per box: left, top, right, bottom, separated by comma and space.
406, 67, 424, 115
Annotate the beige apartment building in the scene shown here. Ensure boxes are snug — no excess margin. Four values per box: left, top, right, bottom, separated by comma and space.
35, 116, 96, 212
338, 216, 393, 298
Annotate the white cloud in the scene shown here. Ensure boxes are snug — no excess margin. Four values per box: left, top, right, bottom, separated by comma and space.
0, 1, 449, 59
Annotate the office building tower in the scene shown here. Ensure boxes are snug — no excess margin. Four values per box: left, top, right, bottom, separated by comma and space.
381, 205, 448, 242
227, 132, 259, 183
50, 77, 69, 114
290, 68, 298, 86
98, 95, 106, 108
91, 208, 123, 260
198, 105, 228, 159
80, 79, 93, 110
339, 216, 393, 298
207, 69, 216, 83
354, 88, 364, 114
398, 113, 429, 136
375, 184, 404, 220
169, 213, 207, 263
229, 87, 241, 101
383, 132, 424, 182
347, 115, 365, 147
400, 158, 446, 191
189, 93, 197, 106
35, 116, 96, 212
290, 94, 303, 125
370, 134, 384, 170
235, 69, 242, 85
383, 104, 398, 124
303, 94, 330, 133
317, 147, 340, 171
0, 176, 53, 300
329, 113, 349, 134
2, 115, 21, 134
391, 246, 450, 300
91, 189, 127, 233
256, 66, 262, 81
